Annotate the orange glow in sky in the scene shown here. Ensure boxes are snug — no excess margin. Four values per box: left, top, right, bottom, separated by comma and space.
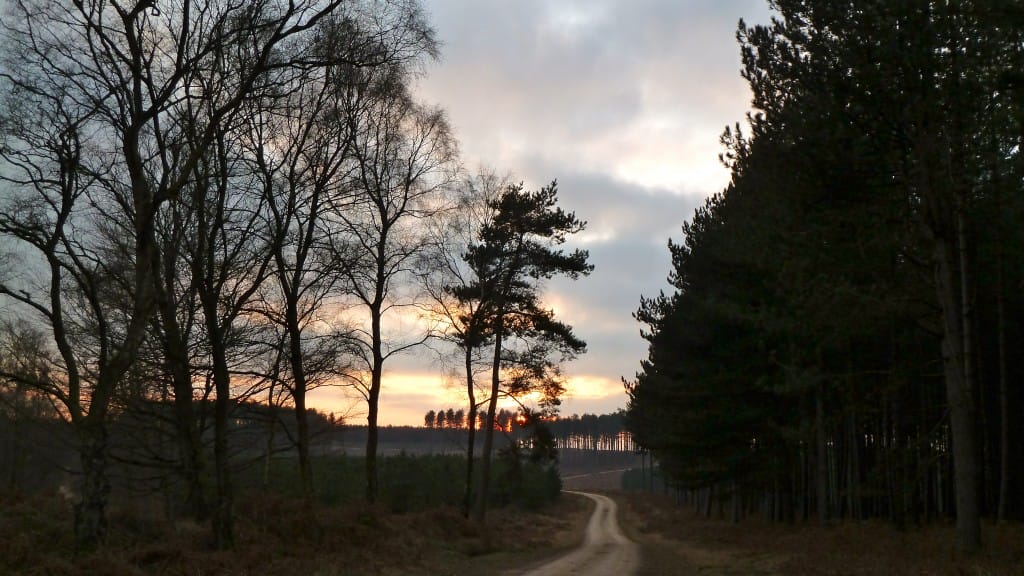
306, 371, 623, 427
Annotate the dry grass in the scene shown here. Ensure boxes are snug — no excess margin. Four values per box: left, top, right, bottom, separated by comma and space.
618, 491, 1024, 576
0, 490, 591, 576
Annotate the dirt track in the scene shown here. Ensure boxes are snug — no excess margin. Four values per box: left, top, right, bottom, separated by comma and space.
518, 491, 638, 576
560, 468, 630, 491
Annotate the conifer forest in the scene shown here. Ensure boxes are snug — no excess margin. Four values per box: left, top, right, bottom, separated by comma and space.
625, 1, 1024, 553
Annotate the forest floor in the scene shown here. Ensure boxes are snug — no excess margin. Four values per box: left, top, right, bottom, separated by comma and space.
616, 491, 1024, 576
7, 486, 1024, 575
0, 489, 593, 576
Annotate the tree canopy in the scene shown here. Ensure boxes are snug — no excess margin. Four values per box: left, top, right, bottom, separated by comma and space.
626, 0, 1024, 552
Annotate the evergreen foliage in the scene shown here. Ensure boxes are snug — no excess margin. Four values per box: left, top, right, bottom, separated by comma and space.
452, 181, 593, 520
626, 1, 1024, 551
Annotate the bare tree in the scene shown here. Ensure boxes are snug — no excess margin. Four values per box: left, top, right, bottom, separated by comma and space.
183, 113, 276, 548
0, 60, 136, 544
149, 177, 211, 521
0, 0, 357, 546
239, 3, 438, 503
327, 48, 455, 502
244, 62, 346, 504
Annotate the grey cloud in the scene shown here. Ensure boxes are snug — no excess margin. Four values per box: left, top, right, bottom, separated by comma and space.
560, 395, 631, 418
513, 160, 707, 235
420, 0, 771, 133
548, 236, 679, 380
418, 1, 773, 193
525, 172, 706, 385
402, 0, 771, 418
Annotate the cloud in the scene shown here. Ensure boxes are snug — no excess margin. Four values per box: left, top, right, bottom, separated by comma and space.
418, 0, 772, 193
332, 1, 774, 424
534, 172, 705, 384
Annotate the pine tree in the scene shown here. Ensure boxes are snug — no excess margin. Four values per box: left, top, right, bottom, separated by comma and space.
453, 181, 592, 520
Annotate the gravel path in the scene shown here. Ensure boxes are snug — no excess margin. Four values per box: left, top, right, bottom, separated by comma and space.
518, 491, 639, 576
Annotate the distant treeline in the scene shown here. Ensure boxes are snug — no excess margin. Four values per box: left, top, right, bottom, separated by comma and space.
0, 396, 346, 494
547, 412, 635, 452
422, 409, 634, 452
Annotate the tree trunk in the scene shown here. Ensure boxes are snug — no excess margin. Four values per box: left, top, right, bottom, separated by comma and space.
205, 306, 234, 549
815, 379, 829, 526
287, 303, 314, 503
154, 215, 209, 521
263, 381, 276, 491
293, 385, 313, 502
934, 234, 981, 551
173, 379, 207, 521
475, 319, 503, 521
365, 371, 381, 503
996, 259, 1010, 523
362, 208, 392, 503
365, 300, 384, 503
211, 369, 233, 548
74, 421, 110, 546
7, 382, 24, 491
158, 292, 208, 521
463, 344, 477, 518
731, 481, 741, 523
847, 411, 861, 520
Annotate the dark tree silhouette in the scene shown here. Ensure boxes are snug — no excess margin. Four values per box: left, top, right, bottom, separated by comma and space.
626, 0, 1024, 552
453, 181, 593, 520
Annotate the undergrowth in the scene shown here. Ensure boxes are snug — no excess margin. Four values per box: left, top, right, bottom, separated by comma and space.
0, 453, 567, 576
621, 492, 1024, 576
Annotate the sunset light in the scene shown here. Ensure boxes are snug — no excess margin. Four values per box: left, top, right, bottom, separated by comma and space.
11, 0, 1009, 572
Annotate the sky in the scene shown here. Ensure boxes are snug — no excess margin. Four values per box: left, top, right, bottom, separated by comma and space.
310, 0, 775, 426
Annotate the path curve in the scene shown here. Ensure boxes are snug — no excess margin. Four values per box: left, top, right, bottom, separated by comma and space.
520, 491, 639, 576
